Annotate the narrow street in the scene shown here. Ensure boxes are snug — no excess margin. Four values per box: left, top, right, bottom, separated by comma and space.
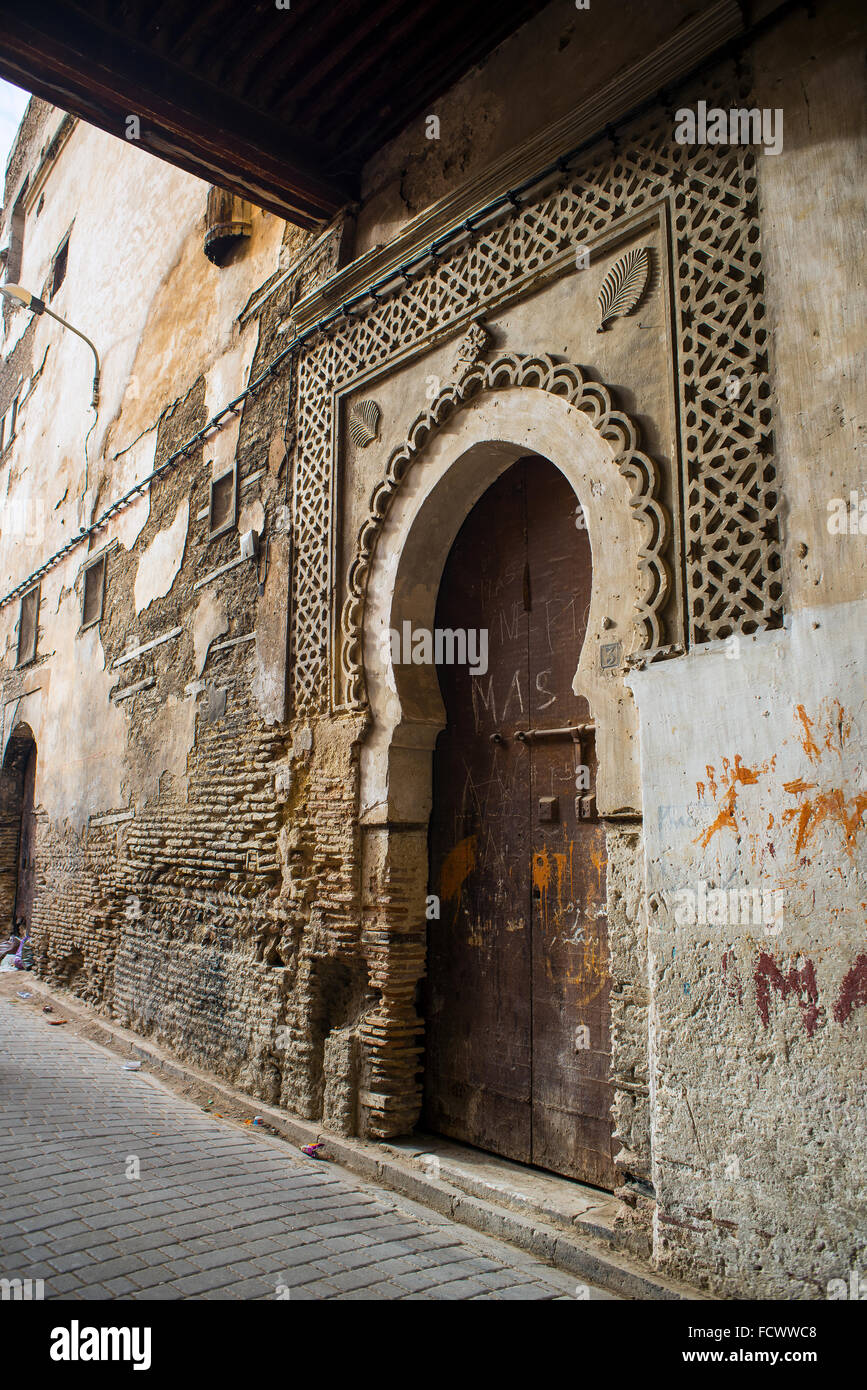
0, 996, 615, 1301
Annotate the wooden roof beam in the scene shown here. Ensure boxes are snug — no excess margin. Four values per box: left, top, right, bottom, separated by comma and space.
0, 0, 353, 227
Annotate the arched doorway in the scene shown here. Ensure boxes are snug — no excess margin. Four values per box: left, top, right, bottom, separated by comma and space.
0, 725, 38, 937
423, 456, 614, 1187
353, 374, 655, 1161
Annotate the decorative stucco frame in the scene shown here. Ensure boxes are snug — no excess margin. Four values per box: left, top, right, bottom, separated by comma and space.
347, 341, 670, 822
342, 348, 671, 705
291, 58, 780, 717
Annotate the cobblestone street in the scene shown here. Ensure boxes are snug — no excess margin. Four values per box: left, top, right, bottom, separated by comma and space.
0, 997, 615, 1301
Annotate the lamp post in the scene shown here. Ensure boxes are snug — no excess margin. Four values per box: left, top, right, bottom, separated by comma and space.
0, 283, 100, 409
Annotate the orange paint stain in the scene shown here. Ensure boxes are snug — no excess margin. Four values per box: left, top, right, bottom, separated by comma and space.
590, 849, 606, 890
532, 848, 552, 926
697, 796, 738, 847
695, 755, 768, 848
782, 787, 867, 860
783, 778, 817, 796
440, 835, 477, 903
532, 847, 552, 893
795, 704, 821, 763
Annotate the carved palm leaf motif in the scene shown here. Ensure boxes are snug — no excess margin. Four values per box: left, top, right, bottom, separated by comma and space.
348, 399, 381, 447
597, 247, 651, 331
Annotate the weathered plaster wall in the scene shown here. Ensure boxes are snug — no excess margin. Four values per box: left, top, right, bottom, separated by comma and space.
752, 0, 866, 613
0, 77, 375, 1142
0, 115, 283, 587
622, 0, 867, 1295
356, 0, 714, 251
0, 103, 343, 1102
630, 602, 865, 1295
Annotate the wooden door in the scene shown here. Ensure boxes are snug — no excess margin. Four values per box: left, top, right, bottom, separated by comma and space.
424, 456, 615, 1188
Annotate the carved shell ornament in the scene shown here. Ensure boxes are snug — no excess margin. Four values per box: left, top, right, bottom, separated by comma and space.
597, 247, 651, 331
349, 399, 381, 447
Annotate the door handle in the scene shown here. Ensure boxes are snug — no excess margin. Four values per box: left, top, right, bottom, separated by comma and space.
514, 721, 594, 743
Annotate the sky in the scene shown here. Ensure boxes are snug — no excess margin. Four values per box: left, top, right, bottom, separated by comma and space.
0, 77, 32, 186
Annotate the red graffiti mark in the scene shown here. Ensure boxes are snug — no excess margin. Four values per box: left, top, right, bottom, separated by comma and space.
833, 955, 867, 1025
754, 952, 821, 1036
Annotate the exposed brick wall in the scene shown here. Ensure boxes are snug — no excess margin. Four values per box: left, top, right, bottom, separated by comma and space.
0, 240, 388, 1135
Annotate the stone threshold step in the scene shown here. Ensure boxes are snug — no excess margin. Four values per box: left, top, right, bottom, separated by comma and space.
378, 1133, 620, 1245
1, 974, 705, 1301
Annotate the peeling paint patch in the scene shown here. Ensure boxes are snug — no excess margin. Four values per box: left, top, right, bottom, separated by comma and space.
134, 498, 189, 614
192, 588, 228, 676
111, 428, 157, 551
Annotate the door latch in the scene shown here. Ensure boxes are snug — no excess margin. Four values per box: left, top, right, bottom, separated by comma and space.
515, 721, 594, 743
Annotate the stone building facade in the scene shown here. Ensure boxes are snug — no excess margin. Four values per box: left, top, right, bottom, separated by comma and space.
0, 0, 863, 1298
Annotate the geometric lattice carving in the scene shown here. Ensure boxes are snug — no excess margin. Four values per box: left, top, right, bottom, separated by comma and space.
292, 64, 781, 712
340, 350, 669, 709
674, 146, 780, 643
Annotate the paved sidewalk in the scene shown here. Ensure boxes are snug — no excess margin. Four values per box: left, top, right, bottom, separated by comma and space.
0, 996, 616, 1300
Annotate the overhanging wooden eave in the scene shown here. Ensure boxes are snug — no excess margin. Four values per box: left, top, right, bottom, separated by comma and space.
0, 1, 354, 227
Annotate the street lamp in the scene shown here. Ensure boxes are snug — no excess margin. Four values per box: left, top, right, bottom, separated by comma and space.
0, 283, 100, 409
